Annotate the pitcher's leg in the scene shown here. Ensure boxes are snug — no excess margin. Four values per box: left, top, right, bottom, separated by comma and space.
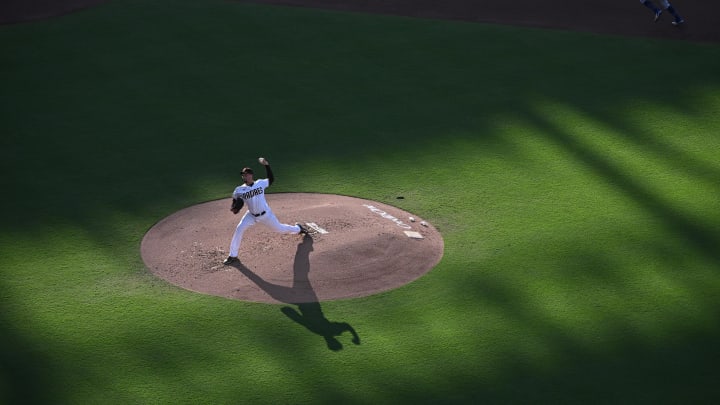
261, 212, 302, 234
229, 213, 255, 257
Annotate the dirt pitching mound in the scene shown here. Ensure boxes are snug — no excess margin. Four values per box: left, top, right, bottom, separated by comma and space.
141, 193, 444, 303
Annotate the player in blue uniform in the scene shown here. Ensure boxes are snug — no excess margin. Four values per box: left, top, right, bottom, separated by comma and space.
641, 0, 684, 25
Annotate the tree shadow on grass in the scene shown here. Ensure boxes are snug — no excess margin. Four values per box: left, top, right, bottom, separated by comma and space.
526, 107, 720, 265
232, 235, 360, 351
0, 289, 57, 404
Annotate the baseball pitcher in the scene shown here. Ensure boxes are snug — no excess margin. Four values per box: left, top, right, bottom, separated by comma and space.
223, 157, 308, 265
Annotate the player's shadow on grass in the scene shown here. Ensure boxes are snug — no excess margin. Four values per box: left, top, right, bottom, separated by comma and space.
234, 235, 360, 351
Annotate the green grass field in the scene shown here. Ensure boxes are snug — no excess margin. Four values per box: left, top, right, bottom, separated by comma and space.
2, 0, 719, 403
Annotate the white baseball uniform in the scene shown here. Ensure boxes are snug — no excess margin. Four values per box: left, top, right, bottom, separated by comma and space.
227, 166, 301, 258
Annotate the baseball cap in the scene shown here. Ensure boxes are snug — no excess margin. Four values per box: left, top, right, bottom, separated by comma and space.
241, 167, 254, 174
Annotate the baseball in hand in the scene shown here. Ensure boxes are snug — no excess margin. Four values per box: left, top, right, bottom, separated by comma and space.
258, 157, 268, 165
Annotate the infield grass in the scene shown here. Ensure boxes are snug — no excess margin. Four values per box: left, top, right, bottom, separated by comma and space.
1, 0, 719, 403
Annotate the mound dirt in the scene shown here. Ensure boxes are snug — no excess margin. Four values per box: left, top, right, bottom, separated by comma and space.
141, 193, 444, 303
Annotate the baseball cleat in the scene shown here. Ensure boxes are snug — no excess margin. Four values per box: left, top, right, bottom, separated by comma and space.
296, 223, 309, 235
671, 19, 684, 26
654, 10, 662, 22
223, 256, 239, 265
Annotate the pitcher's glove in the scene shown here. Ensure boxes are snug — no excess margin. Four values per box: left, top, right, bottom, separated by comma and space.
231, 198, 244, 214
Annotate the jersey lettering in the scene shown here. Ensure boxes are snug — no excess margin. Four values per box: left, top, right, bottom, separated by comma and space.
239, 187, 264, 201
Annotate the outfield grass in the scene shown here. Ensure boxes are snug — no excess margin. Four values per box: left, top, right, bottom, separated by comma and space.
1, 0, 719, 403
